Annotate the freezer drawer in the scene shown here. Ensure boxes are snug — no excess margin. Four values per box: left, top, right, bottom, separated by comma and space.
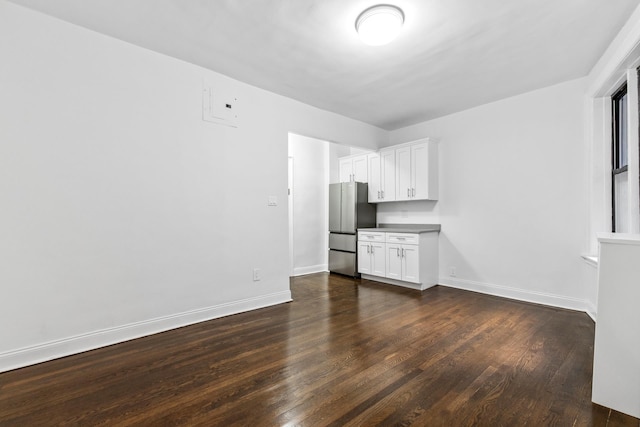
328, 250, 357, 277
329, 233, 357, 252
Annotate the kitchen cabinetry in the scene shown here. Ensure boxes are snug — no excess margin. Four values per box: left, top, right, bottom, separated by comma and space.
357, 228, 439, 290
396, 140, 438, 201
385, 234, 420, 283
592, 234, 640, 418
340, 138, 437, 202
357, 231, 386, 276
339, 154, 368, 183
367, 149, 395, 202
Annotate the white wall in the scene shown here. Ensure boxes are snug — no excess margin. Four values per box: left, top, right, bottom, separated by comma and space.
0, 1, 385, 372
288, 134, 329, 276
385, 78, 590, 311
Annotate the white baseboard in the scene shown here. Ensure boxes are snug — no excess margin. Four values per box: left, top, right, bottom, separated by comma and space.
585, 301, 597, 322
0, 290, 292, 373
292, 264, 327, 276
439, 277, 591, 314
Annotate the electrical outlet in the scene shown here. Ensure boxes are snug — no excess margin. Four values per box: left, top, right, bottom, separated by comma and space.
449, 267, 456, 277
253, 268, 261, 281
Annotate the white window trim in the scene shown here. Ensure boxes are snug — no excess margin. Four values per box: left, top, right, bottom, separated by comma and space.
585, 5, 640, 254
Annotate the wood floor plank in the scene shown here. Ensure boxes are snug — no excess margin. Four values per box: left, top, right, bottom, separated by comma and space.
1, 273, 638, 426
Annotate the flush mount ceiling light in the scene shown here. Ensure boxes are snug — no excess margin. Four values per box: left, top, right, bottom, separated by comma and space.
355, 4, 405, 46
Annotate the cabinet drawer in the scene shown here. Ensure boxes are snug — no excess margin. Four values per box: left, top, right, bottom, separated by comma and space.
386, 233, 419, 244
358, 231, 385, 242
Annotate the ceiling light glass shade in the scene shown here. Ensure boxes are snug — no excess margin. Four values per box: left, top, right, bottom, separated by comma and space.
355, 5, 404, 46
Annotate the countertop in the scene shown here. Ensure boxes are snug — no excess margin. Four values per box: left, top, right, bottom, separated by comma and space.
358, 223, 441, 234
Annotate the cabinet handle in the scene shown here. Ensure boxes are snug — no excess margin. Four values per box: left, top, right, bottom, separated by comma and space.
377, 191, 381, 199
412, 188, 415, 197
367, 245, 370, 254
396, 248, 399, 257
381, 190, 384, 198
407, 188, 410, 197
402, 248, 405, 258
371, 246, 375, 254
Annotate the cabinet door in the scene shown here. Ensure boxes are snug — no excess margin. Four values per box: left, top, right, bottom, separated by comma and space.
371, 242, 386, 277
411, 143, 429, 200
353, 155, 368, 183
380, 149, 396, 201
402, 244, 420, 283
386, 243, 402, 280
367, 153, 381, 202
395, 146, 411, 201
357, 242, 371, 274
339, 158, 353, 182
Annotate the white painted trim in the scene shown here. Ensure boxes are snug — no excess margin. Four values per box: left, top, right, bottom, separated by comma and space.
0, 291, 292, 373
438, 277, 590, 314
626, 68, 640, 233
587, 3, 640, 97
598, 232, 640, 245
292, 264, 328, 276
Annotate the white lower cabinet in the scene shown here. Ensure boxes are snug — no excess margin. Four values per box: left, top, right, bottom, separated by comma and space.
358, 230, 438, 290
357, 232, 386, 277
386, 243, 420, 283
358, 241, 385, 276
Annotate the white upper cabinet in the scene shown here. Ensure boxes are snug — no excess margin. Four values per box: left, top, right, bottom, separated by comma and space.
395, 146, 412, 201
395, 140, 438, 201
339, 138, 437, 201
367, 153, 381, 202
367, 149, 396, 202
339, 154, 368, 183
353, 155, 368, 182
339, 158, 353, 183
411, 142, 438, 200
380, 149, 396, 202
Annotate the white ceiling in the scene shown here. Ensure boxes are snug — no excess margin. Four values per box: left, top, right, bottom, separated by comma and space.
9, 0, 640, 130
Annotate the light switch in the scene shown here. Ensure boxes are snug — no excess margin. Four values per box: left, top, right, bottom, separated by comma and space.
268, 196, 278, 206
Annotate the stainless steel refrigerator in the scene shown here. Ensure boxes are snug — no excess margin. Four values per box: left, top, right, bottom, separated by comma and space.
328, 182, 376, 277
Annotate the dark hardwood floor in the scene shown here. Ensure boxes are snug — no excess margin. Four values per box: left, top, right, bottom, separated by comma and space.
1, 273, 638, 426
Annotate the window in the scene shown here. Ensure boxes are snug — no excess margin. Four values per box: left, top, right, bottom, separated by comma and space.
612, 83, 628, 232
